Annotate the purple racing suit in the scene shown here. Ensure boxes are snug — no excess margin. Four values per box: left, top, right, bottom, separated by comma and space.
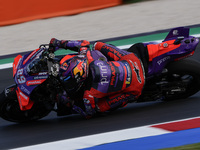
50, 39, 145, 118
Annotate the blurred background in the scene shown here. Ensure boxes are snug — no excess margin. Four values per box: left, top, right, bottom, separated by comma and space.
0, 0, 200, 55
0, 1, 200, 149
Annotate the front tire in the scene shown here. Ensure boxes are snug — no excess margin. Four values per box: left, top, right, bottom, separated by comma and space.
0, 85, 54, 123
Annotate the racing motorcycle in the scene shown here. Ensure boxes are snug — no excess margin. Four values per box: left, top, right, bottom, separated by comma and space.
1, 27, 200, 123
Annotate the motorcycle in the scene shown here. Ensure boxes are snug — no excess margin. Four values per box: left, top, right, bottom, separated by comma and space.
1, 27, 200, 123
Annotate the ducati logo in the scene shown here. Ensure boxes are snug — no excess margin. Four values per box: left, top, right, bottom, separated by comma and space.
173, 30, 179, 35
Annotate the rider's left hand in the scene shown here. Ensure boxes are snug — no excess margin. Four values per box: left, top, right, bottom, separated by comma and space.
72, 105, 94, 119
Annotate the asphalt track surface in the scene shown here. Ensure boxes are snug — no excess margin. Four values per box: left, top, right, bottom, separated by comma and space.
0, 41, 200, 150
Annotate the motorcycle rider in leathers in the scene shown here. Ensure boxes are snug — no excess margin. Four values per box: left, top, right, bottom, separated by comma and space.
49, 38, 149, 118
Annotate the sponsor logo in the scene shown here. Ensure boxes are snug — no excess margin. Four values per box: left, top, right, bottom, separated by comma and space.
96, 62, 109, 85
73, 61, 84, 76
129, 60, 142, 84
4, 87, 15, 96
102, 45, 122, 58
108, 93, 130, 107
77, 54, 86, 58
34, 75, 48, 80
79, 47, 87, 55
5, 89, 10, 95
110, 63, 116, 86
26, 79, 46, 86
19, 91, 28, 100
173, 30, 179, 36
124, 62, 131, 85
38, 72, 48, 75
20, 85, 31, 95
60, 62, 68, 70
157, 56, 170, 65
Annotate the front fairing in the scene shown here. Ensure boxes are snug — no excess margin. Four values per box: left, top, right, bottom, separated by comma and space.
13, 48, 49, 110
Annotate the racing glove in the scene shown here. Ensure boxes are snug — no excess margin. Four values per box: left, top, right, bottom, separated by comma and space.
72, 105, 92, 119
57, 91, 74, 108
72, 99, 96, 119
49, 38, 69, 52
49, 38, 60, 52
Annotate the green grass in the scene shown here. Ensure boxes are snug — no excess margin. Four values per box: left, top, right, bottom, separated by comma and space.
160, 143, 200, 150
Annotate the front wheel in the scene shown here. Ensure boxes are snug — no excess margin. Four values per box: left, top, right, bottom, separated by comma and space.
0, 85, 54, 123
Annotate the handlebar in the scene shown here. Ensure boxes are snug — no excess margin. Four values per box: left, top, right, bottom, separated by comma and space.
38, 44, 56, 60
27, 44, 59, 76
39, 44, 50, 49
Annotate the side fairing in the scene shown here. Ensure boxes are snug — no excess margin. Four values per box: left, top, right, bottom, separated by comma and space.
13, 48, 48, 110
147, 37, 199, 77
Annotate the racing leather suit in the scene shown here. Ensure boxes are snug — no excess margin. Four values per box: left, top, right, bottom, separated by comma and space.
50, 39, 145, 118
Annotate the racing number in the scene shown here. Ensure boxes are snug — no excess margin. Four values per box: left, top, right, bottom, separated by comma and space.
17, 69, 26, 84
18, 76, 26, 84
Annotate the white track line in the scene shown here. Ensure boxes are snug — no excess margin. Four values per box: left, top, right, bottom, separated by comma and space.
11, 116, 200, 150
11, 126, 171, 150
0, 63, 12, 70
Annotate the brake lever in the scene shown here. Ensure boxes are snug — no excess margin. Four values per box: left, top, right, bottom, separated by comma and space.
39, 44, 49, 48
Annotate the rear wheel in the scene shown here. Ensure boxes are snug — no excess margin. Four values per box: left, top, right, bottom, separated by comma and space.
164, 59, 200, 100
139, 59, 200, 102
0, 85, 54, 123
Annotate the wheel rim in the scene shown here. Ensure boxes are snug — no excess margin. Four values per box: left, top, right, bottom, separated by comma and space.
164, 72, 199, 99
1, 97, 54, 123
1, 99, 29, 122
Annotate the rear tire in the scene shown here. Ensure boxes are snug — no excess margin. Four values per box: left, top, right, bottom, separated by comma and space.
164, 58, 200, 100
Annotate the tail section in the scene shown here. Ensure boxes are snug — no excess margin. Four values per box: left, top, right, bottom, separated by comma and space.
163, 27, 189, 42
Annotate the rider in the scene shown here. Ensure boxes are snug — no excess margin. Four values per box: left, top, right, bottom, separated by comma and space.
49, 38, 148, 118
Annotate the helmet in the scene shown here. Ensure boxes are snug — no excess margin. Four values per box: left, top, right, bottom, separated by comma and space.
59, 55, 88, 94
